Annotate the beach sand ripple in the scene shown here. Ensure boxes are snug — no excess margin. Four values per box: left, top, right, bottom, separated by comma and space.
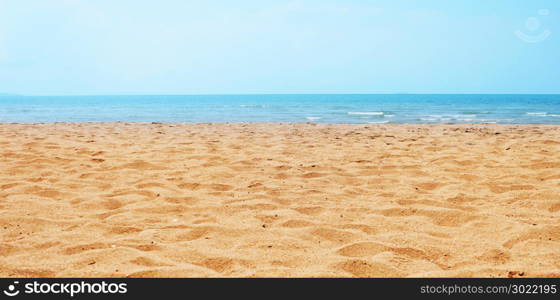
0, 123, 559, 277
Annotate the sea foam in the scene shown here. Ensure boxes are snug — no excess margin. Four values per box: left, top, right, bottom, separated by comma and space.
348, 112, 384, 116
305, 117, 321, 121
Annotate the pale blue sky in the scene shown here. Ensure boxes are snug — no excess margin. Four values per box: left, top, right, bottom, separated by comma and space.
0, 0, 558, 95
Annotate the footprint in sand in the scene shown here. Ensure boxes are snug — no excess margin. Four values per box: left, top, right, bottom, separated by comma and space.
487, 184, 535, 194
337, 242, 388, 257
118, 160, 165, 170
503, 225, 560, 249
196, 257, 236, 273
129, 256, 171, 267
311, 228, 356, 243
336, 259, 402, 277
301, 172, 327, 178
477, 249, 511, 265
293, 207, 324, 215
281, 220, 315, 228
63, 243, 109, 255
376, 208, 476, 227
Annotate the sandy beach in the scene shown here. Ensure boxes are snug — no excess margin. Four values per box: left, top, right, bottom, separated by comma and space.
0, 122, 559, 277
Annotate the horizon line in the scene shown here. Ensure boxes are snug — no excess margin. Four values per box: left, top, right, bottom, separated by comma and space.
4, 92, 560, 97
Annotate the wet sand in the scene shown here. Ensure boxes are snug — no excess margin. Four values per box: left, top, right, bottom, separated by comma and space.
0, 123, 559, 277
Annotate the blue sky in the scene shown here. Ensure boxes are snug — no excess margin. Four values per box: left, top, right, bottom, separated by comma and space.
0, 0, 558, 95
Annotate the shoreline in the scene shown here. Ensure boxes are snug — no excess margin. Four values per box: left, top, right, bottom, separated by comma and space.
2, 121, 560, 125
1, 123, 559, 277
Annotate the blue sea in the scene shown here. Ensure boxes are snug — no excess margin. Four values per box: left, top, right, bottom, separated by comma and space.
1, 94, 560, 124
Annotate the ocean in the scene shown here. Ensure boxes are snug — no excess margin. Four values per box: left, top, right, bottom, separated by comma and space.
1, 94, 559, 124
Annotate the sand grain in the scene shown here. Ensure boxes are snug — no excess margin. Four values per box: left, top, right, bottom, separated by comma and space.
0, 123, 559, 277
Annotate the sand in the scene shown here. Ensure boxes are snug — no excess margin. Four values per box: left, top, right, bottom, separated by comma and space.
0, 122, 559, 278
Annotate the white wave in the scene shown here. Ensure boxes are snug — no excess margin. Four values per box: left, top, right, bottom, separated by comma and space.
425, 117, 452, 121
367, 120, 389, 124
525, 112, 560, 118
384, 114, 395, 117
429, 114, 477, 119
348, 112, 384, 116
240, 104, 268, 108
480, 119, 514, 122
305, 117, 321, 121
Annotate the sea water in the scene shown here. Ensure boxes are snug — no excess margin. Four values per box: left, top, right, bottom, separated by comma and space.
1, 94, 559, 124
